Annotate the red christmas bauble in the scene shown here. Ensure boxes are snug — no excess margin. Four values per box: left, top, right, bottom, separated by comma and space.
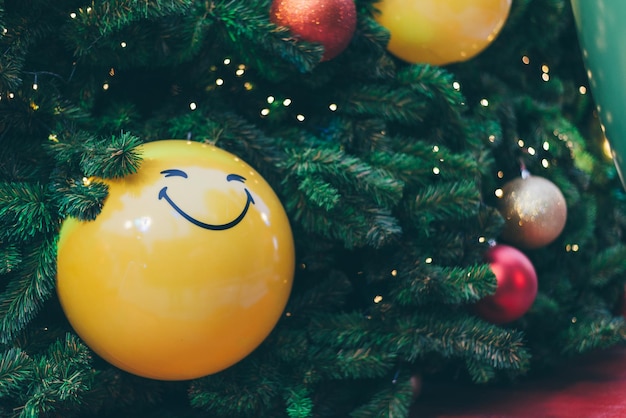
473, 244, 538, 324
270, 0, 357, 61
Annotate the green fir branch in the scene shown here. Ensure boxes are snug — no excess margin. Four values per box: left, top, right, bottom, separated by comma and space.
324, 347, 396, 381
396, 314, 530, 375
284, 386, 313, 418
369, 145, 480, 188
464, 358, 496, 384
55, 179, 108, 221
287, 196, 401, 248
0, 236, 57, 345
0, 183, 55, 243
210, 0, 322, 74
308, 312, 530, 379
349, 378, 413, 418
391, 263, 496, 306
0, 347, 33, 398
20, 334, 94, 418
589, 244, 626, 287
80, 132, 143, 179
0, 244, 21, 274
286, 147, 404, 209
66, 0, 197, 54
406, 180, 481, 229
296, 176, 341, 211
285, 270, 353, 317
189, 360, 281, 418
560, 315, 626, 356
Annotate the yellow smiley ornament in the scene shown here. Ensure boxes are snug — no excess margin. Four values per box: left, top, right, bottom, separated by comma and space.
57, 140, 295, 381
374, 0, 512, 66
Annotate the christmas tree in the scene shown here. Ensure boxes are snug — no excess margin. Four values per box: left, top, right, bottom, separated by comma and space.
2, 0, 626, 417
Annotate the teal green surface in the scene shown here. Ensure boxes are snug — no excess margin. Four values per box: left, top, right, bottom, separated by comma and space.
572, 0, 626, 187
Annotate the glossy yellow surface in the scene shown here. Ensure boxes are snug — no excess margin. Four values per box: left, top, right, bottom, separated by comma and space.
374, 0, 512, 65
57, 140, 295, 380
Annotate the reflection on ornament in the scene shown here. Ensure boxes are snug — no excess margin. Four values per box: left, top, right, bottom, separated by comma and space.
373, 0, 511, 65
270, 0, 357, 61
603, 137, 614, 161
57, 140, 295, 380
473, 244, 538, 324
497, 174, 567, 249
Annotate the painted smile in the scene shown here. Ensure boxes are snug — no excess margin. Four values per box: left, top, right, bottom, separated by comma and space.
158, 169, 255, 230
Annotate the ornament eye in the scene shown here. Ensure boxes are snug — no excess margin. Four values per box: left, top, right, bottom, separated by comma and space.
160, 169, 188, 178
227, 173, 246, 183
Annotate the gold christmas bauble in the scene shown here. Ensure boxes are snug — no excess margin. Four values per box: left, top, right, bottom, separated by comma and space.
57, 140, 295, 380
497, 175, 567, 249
373, 0, 512, 65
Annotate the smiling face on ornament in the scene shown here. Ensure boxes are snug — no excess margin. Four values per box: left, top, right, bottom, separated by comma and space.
157, 168, 255, 231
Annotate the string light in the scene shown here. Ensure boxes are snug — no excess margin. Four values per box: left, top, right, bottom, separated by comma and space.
432, 167, 440, 175
329, 103, 338, 111
70, 12, 77, 18
260, 108, 270, 116
452, 81, 461, 90
283, 98, 292, 106
391, 269, 398, 277
497, 170, 504, 178
433, 145, 439, 152
565, 244, 580, 252
480, 98, 489, 107
267, 96, 275, 104
495, 188, 504, 198
243, 82, 253, 90
425, 257, 433, 264
527, 146, 536, 155
102, 83, 109, 90
541, 159, 550, 168
478, 236, 486, 243
189, 102, 197, 110
579, 86, 587, 94
373, 295, 383, 303
543, 141, 550, 151
521, 55, 530, 65
517, 139, 525, 147
223, 58, 231, 65
488, 135, 496, 143
215, 78, 224, 86
296, 114, 305, 122
120, 41, 127, 48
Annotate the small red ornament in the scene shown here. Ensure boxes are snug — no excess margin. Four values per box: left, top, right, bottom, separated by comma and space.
473, 244, 538, 324
270, 0, 357, 61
